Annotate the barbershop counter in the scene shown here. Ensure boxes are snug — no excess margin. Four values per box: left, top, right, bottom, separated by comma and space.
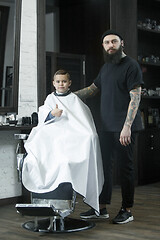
0, 124, 36, 131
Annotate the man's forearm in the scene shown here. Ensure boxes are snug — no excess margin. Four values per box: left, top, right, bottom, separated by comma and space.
74, 83, 99, 99
124, 86, 142, 127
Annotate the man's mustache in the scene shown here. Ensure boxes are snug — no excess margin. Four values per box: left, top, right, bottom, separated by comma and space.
108, 48, 115, 51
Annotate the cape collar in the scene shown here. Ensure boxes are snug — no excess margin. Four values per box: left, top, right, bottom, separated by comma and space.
54, 90, 71, 97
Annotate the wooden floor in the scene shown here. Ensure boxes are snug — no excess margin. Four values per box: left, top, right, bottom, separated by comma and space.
0, 182, 160, 240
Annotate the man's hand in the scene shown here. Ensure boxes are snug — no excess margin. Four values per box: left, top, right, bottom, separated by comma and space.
51, 104, 63, 117
119, 125, 131, 146
119, 86, 141, 146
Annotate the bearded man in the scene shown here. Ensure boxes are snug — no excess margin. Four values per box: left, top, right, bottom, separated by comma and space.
75, 29, 144, 224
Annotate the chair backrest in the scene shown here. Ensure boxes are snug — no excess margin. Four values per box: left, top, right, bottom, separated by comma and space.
32, 182, 73, 200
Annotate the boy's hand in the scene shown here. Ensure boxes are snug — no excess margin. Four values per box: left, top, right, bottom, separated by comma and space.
51, 104, 63, 117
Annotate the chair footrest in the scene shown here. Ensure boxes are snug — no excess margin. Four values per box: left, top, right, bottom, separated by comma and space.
16, 203, 56, 216
16, 203, 71, 218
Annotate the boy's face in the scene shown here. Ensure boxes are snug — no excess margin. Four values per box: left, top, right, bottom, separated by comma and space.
53, 74, 71, 93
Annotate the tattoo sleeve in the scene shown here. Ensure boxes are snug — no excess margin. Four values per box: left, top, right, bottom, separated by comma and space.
74, 83, 99, 99
124, 86, 142, 127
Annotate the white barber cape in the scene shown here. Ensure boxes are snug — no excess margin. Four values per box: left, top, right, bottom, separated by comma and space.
22, 92, 104, 212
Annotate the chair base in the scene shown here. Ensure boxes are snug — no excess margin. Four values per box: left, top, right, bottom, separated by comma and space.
22, 217, 95, 233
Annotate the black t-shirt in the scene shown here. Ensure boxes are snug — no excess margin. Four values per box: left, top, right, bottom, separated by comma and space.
94, 56, 144, 132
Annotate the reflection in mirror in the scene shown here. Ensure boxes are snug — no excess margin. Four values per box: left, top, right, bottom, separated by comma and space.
0, 0, 21, 113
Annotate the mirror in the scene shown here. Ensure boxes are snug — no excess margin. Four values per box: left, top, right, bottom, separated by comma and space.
0, 0, 21, 114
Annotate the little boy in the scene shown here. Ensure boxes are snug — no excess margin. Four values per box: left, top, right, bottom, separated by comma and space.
22, 69, 104, 213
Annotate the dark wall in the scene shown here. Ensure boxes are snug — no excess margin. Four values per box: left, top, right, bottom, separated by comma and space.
110, 0, 137, 59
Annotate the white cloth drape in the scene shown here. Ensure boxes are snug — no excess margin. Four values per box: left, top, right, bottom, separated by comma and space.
22, 92, 104, 212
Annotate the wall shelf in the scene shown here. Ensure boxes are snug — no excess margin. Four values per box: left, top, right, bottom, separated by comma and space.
137, 26, 160, 34
137, 0, 160, 185
142, 95, 160, 99
139, 61, 160, 67
0, 125, 35, 131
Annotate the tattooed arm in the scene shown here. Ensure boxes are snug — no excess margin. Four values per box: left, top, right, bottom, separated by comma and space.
119, 86, 142, 146
74, 83, 99, 100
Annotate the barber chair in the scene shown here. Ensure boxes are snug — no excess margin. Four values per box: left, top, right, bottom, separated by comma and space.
14, 134, 95, 233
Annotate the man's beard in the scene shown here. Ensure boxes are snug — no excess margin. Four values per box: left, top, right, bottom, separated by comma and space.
103, 45, 123, 64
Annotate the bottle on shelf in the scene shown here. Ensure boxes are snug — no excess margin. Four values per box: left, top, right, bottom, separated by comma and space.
140, 110, 145, 129
152, 108, 159, 127
147, 107, 153, 128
